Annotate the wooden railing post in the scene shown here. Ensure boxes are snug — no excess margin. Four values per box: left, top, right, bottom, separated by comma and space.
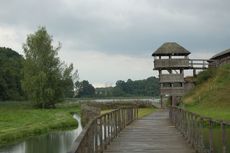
188, 113, 192, 143
108, 113, 111, 144
118, 109, 121, 132
221, 122, 226, 153
111, 112, 113, 140
191, 114, 196, 148
103, 115, 107, 149
124, 109, 126, 125
198, 117, 205, 153
89, 126, 94, 153
113, 112, 115, 138
94, 120, 98, 153
115, 111, 117, 136
99, 117, 103, 153
193, 115, 198, 149
209, 120, 213, 153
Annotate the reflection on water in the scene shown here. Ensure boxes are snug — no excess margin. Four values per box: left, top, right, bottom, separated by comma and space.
0, 114, 82, 153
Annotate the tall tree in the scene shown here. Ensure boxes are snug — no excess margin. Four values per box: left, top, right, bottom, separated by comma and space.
75, 80, 95, 97
0, 47, 24, 100
22, 27, 73, 108
61, 63, 74, 98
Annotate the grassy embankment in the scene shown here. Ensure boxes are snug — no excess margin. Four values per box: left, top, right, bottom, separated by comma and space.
182, 65, 230, 152
0, 101, 80, 147
182, 64, 230, 121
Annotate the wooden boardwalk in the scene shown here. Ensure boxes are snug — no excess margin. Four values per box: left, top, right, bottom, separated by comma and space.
104, 110, 195, 153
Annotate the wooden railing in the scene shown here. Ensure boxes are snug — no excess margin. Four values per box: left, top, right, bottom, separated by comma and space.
159, 74, 184, 83
68, 107, 138, 153
189, 59, 208, 69
154, 59, 190, 69
169, 106, 230, 153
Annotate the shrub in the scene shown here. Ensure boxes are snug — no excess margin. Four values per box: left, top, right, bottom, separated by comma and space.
196, 68, 216, 85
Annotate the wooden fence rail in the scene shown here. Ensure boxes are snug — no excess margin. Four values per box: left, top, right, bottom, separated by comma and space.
169, 106, 230, 153
68, 107, 138, 153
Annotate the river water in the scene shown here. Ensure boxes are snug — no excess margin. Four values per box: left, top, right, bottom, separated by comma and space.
0, 114, 82, 153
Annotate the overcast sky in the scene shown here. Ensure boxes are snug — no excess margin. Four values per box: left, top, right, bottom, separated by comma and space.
1, 0, 230, 87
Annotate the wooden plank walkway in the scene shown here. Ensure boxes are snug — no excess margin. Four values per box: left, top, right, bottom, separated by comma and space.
104, 110, 195, 153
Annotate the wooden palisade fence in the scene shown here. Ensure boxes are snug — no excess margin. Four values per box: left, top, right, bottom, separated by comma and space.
170, 106, 230, 153
68, 107, 138, 153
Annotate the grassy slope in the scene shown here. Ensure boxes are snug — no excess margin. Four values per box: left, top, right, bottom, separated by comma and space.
182, 64, 230, 120
0, 102, 80, 147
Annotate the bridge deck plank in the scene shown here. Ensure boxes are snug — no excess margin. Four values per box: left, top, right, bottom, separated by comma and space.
104, 110, 195, 153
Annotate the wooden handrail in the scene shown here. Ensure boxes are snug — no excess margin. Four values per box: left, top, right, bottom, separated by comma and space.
68, 107, 138, 153
169, 106, 230, 153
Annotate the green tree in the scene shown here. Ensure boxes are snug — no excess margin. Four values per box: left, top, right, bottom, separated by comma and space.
76, 80, 95, 97
22, 27, 73, 108
112, 86, 125, 96
61, 63, 74, 98
0, 47, 24, 100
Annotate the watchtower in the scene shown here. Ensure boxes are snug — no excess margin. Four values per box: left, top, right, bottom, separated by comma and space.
152, 42, 191, 106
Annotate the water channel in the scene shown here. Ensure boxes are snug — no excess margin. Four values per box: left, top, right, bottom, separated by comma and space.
0, 114, 82, 153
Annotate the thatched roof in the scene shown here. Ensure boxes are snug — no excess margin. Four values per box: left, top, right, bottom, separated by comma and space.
152, 42, 190, 56
210, 48, 230, 60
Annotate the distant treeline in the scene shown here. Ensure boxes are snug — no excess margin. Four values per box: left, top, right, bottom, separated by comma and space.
1, 48, 159, 102
95, 77, 160, 98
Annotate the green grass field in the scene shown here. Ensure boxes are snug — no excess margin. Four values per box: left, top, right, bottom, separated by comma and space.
138, 108, 156, 118
0, 102, 80, 147
182, 64, 230, 121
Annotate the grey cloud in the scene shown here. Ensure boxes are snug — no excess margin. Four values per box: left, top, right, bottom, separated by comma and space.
1, 0, 230, 55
